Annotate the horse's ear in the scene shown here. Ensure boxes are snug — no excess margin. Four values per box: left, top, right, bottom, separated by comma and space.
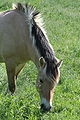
39, 57, 46, 68
56, 60, 63, 68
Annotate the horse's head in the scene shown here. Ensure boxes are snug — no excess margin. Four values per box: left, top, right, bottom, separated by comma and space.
36, 57, 62, 111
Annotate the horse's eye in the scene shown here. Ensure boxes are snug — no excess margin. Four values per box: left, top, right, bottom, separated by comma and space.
40, 79, 43, 83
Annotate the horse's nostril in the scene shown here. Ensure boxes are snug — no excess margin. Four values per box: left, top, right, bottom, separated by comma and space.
40, 104, 51, 111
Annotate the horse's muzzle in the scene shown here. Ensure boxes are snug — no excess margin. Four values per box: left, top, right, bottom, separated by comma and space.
40, 104, 51, 111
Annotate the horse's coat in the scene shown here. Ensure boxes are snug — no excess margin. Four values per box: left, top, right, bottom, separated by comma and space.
0, 3, 62, 111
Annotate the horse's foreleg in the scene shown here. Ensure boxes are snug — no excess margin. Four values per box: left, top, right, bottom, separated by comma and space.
15, 63, 25, 79
5, 61, 16, 94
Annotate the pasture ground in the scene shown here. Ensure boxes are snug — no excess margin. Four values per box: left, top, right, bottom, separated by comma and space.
0, 0, 80, 119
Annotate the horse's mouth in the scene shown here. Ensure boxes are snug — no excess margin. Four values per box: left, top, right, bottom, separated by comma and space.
40, 104, 51, 111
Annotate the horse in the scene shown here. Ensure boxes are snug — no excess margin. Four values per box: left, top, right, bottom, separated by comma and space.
0, 3, 62, 111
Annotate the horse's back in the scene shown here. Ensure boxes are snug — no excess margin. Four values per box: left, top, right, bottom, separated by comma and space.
0, 10, 30, 63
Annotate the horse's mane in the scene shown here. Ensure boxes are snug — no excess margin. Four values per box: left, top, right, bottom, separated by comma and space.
13, 3, 56, 61
12, 3, 47, 39
12, 2, 39, 20
12, 3, 59, 77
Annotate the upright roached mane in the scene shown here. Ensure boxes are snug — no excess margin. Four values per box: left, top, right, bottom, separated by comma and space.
13, 3, 58, 75
12, 3, 48, 39
0, 3, 62, 111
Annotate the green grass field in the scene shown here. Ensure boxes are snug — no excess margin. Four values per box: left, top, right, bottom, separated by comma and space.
0, 0, 80, 119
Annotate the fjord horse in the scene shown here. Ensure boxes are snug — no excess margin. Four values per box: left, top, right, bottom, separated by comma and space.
0, 3, 62, 111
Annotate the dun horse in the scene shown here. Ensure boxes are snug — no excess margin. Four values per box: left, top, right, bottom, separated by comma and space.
0, 3, 62, 111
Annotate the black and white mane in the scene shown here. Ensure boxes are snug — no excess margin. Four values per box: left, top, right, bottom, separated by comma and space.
13, 3, 58, 75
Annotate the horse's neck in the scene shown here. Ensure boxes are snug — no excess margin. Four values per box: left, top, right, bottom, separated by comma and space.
30, 46, 40, 69
27, 21, 55, 69
26, 37, 40, 68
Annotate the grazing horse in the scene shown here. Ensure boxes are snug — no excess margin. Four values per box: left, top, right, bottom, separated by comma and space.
0, 3, 62, 111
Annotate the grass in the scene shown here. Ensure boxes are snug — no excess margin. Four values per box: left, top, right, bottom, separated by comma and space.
0, 0, 80, 119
